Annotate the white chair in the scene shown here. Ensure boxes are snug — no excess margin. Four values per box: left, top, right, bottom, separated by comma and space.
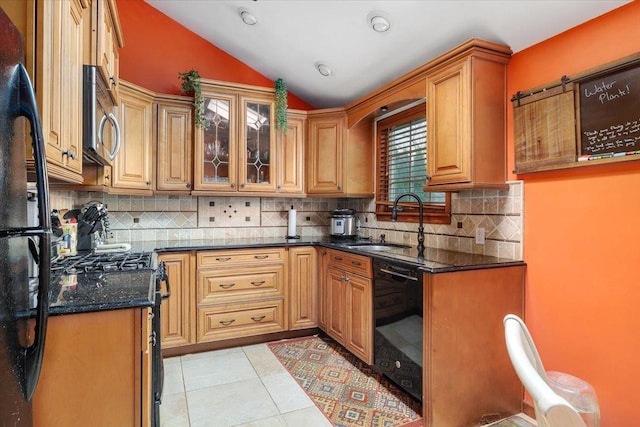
503, 314, 599, 427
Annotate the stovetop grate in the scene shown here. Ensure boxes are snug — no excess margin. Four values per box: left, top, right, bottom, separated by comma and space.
52, 251, 152, 274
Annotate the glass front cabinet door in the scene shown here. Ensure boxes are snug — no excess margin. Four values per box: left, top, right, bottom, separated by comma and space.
195, 91, 237, 191
239, 95, 276, 192
194, 89, 276, 193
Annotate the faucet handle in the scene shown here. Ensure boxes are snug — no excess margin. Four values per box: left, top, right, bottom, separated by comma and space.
380, 234, 386, 243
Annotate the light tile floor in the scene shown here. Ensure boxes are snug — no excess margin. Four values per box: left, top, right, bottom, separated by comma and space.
160, 341, 535, 427
160, 343, 334, 427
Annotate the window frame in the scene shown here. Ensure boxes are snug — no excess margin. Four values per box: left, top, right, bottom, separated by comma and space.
374, 102, 451, 224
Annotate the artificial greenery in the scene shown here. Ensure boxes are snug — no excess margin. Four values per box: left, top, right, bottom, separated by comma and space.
179, 69, 206, 129
274, 78, 288, 132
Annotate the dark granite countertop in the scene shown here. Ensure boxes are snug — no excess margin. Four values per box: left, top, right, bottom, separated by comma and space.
129, 237, 525, 273
47, 270, 155, 316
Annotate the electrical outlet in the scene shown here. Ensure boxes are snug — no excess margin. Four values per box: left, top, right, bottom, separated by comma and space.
475, 227, 485, 245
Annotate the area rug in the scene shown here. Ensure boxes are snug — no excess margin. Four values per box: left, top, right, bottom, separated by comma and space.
268, 335, 423, 427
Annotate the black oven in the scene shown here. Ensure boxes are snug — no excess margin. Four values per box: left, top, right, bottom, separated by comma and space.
372, 259, 423, 401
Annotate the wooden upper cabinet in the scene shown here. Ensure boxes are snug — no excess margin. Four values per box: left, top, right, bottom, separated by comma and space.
513, 84, 577, 173
306, 109, 346, 195
156, 95, 194, 192
34, 0, 86, 183
194, 81, 287, 195
91, 0, 123, 104
238, 94, 277, 192
425, 39, 511, 191
306, 108, 374, 197
276, 111, 305, 194
112, 81, 154, 194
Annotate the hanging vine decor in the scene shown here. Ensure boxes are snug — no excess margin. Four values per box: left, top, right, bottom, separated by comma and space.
275, 78, 288, 132
179, 69, 206, 129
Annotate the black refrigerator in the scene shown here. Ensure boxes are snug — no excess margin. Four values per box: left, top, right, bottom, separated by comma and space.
0, 7, 51, 426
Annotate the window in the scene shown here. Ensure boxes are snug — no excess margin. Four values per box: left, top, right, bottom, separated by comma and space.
375, 102, 451, 224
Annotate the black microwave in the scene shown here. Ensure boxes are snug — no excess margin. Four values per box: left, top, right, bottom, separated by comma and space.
82, 65, 120, 165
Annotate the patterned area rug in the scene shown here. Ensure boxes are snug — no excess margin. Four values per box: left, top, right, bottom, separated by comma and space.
268, 335, 423, 427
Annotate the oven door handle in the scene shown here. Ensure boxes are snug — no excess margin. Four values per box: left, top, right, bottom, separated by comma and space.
157, 262, 171, 300
380, 267, 418, 281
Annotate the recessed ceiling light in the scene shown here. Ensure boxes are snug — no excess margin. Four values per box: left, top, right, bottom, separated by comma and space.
316, 63, 332, 77
238, 8, 257, 25
370, 15, 390, 32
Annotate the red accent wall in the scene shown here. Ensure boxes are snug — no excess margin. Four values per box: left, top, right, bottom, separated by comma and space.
507, 2, 640, 425
116, 0, 313, 110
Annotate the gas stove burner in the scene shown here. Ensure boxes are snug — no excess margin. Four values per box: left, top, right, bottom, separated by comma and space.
52, 251, 152, 274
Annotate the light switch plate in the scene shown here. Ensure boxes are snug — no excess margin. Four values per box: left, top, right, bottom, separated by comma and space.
475, 227, 485, 245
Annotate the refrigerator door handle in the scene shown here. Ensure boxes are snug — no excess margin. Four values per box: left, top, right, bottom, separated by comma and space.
17, 63, 51, 401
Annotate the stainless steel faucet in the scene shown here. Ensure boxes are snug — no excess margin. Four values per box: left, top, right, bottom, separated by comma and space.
391, 192, 425, 257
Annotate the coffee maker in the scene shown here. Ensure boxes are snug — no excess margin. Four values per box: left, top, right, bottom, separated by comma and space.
77, 202, 110, 251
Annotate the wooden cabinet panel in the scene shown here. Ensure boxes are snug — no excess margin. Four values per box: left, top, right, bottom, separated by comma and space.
112, 81, 154, 193
198, 248, 285, 267
198, 265, 285, 303
197, 299, 286, 342
425, 40, 511, 191
326, 266, 347, 343
422, 266, 525, 426
156, 97, 193, 192
327, 250, 372, 277
276, 112, 305, 194
345, 274, 372, 365
288, 247, 317, 330
306, 108, 373, 197
307, 112, 344, 194
35, 0, 85, 183
427, 58, 470, 185
33, 308, 148, 427
93, 0, 122, 104
158, 252, 195, 349
513, 85, 577, 173
322, 249, 373, 364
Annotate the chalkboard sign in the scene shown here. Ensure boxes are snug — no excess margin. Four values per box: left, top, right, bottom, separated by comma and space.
579, 65, 640, 156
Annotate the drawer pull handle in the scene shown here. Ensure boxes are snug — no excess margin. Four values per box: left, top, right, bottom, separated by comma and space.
219, 319, 235, 326
254, 255, 269, 259
216, 257, 231, 262
251, 316, 266, 322
219, 283, 236, 289
351, 261, 362, 266
251, 281, 266, 286
335, 256, 343, 261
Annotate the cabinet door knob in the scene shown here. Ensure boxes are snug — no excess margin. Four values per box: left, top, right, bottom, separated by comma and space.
426, 175, 432, 180
337, 185, 342, 190
146, 181, 151, 186
186, 182, 191, 189
230, 183, 236, 188
240, 183, 246, 188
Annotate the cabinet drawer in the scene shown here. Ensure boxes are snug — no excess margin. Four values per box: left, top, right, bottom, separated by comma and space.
198, 248, 285, 267
328, 250, 372, 277
197, 265, 285, 304
197, 299, 286, 342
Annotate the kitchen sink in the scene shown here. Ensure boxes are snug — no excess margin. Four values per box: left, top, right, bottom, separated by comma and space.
343, 243, 411, 251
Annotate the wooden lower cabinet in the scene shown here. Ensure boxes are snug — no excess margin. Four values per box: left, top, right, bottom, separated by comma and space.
321, 249, 373, 365
422, 266, 525, 427
288, 246, 318, 330
195, 248, 287, 343
33, 308, 152, 427
158, 251, 195, 348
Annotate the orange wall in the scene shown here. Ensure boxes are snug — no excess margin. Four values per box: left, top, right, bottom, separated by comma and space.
116, 0, 313, 110
507, 1, 640, 425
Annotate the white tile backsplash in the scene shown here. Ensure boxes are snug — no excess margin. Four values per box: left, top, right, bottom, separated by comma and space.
53, 181, 523, 259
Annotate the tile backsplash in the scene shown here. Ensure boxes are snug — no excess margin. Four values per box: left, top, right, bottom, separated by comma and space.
51, 180, 523, 259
